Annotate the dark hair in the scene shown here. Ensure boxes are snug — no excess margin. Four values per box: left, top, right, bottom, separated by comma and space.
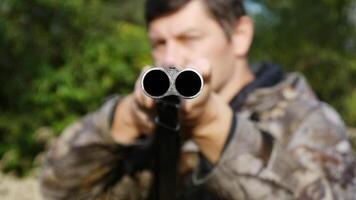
145, 0, 246, 36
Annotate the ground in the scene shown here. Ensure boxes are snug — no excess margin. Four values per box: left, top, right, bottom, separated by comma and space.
0, 172, 42, 200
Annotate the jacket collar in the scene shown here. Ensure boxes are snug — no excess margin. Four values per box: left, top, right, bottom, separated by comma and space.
229, 62, 285, 111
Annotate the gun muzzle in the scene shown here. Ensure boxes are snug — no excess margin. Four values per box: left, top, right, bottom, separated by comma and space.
141, 67, 204, 99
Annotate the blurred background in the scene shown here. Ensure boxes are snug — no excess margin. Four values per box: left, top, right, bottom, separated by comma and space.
0, 0, 355, 196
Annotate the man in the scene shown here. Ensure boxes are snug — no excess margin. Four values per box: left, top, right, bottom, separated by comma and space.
40, 0, 356, 199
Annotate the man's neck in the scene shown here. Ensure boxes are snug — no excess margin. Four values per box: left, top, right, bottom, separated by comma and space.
219, 60, 255, 104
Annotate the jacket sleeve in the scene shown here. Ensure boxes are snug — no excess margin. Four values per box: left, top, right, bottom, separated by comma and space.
39, 96, 152, 200
192, 103, 356, 200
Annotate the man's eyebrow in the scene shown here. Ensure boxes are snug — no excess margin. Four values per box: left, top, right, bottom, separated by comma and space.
148, 33, 161, 42
149, 28, 203, 41
177, 28, 202, 35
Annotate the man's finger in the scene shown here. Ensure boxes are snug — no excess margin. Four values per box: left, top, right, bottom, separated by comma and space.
131, 102, 155, 134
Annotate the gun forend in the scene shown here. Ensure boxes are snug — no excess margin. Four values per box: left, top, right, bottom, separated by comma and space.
141, 66, 204, 99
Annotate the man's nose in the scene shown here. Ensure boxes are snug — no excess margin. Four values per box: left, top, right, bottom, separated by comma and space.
158, 41, 186, 68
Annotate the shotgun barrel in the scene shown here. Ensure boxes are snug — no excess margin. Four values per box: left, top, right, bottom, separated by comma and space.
140, 66, 204, 200
141, 66, 204, 99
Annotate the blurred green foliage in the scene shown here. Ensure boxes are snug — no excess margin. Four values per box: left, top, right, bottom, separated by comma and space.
0, 0, 150, 175
249, 0, 356, 124
0, 0, 355, 175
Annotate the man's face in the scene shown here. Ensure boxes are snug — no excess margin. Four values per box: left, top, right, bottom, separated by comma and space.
148, 0, 238, 93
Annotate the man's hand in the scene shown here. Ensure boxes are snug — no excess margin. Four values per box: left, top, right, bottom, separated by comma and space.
111, 62, 233, 164
111, 67, 156, 145
181, 60, 233, 164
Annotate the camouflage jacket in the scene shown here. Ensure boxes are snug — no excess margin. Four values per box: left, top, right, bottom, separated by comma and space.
40, 63, 356, 200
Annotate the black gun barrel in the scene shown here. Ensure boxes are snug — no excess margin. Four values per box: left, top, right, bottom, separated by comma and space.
142, 68, 171, 98
141, 67, 203, 200
141, 67, 203, 99
175, 69, 203, 98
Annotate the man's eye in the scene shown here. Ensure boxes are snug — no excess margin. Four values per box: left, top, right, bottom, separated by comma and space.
182, 35, 198, 41
179, 35, 201, 45
152, 40, 165, 48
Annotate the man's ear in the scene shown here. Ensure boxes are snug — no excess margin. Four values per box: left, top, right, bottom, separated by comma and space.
231, 16, 254, 58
